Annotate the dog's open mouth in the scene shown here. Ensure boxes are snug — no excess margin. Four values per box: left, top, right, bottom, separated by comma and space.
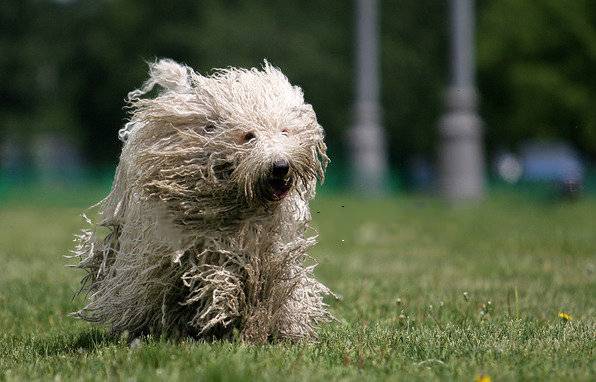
268, 177, 292, 200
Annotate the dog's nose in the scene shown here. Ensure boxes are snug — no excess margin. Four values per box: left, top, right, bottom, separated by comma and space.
271, 159, 290, 178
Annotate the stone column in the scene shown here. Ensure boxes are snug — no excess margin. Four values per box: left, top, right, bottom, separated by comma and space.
438, 0, 485, 201
349, 0, 388, 195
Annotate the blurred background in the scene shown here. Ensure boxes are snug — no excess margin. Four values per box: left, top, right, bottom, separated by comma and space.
1, 0, 595, 201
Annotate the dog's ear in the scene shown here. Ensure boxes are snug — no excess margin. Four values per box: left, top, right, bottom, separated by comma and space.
127, 59, 193, 101
119, 59, 200, 143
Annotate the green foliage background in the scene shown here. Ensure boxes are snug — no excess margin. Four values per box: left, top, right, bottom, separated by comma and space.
1, 0, 595, 170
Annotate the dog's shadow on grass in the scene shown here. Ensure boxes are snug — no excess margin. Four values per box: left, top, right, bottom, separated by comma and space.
35, 327, 297, 357
33, 329, 118, 357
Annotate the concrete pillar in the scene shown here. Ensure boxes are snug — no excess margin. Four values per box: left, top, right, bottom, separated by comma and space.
438, 0, 485, 201
349, 0, 388, 195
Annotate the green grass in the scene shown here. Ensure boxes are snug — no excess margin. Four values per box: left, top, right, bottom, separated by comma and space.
0, 191, 594, 381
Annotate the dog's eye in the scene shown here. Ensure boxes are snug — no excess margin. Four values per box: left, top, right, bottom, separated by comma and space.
243, 132, 256, 143
204, 124, 216, 133
281, 128, 289, 136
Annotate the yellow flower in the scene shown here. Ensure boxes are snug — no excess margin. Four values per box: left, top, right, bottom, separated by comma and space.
474, 374, 492, 382
558, 312, 573, 321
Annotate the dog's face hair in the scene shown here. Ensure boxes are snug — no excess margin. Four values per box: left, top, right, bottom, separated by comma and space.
119, 60, 328, 224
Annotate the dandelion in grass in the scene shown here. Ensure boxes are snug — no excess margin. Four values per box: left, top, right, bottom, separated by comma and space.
474, 374, 491, 382
558, 312, 573, 321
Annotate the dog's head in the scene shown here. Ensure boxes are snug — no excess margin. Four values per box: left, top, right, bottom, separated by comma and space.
120, 59, 328, 216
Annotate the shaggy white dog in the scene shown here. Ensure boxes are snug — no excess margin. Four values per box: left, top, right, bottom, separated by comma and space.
72, 59, 333, 343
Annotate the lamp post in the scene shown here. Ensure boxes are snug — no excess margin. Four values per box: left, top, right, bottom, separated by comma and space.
438, 0, 485, 201
349, 0, 388, 195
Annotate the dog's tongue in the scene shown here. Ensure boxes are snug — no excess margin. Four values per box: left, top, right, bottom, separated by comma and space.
270, 178, 290, 199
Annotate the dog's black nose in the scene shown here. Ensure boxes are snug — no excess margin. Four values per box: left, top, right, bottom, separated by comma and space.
271, 159, 290, 178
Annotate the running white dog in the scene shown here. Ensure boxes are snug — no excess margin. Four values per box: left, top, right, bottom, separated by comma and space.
72, 59, 333, 342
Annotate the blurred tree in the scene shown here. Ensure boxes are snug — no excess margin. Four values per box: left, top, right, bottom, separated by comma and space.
0, 0, 594, 177
477, 0, 596, 160
381, 0, 447, 166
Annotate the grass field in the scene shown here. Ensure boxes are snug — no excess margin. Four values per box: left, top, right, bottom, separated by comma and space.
0, 190, 594, 381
